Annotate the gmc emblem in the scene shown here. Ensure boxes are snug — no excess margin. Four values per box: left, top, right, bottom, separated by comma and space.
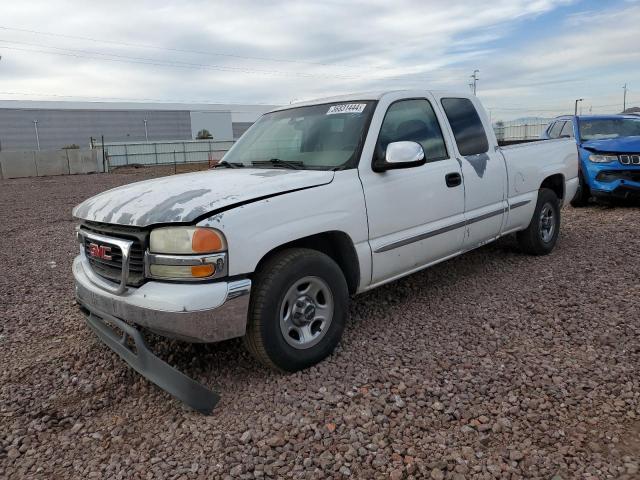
88, 243, 112, 260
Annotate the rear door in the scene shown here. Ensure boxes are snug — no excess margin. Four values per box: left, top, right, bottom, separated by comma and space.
437, 96, 508, 250
358, 93, 466, 284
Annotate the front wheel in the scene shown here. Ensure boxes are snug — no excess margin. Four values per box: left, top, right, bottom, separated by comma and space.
517, 188, 561, 255
244, 248, 348, 372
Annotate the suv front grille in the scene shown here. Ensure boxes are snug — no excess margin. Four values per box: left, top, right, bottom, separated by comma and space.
619, 154, 640, 165
80, 222, 147, 287
596, 170, 640, 183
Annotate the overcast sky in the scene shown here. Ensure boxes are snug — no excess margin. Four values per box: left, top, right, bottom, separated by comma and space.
0, 0, 639, 120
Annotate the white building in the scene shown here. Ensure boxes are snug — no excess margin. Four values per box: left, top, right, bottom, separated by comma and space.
0, 100, 276, 151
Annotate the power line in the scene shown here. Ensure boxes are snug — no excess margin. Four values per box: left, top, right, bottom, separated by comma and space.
0, 90, 284, 108
0, 41, 361, 79
0, 25, 362, 69
0, 39, 441, 84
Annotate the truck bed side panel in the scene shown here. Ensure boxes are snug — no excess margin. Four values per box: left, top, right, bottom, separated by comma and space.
500, 139, 579, 233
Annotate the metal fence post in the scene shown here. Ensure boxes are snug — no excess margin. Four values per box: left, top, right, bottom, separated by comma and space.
102, 135, 107, 172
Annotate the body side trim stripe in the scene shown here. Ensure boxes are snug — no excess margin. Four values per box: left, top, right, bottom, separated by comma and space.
373, 199, 531, 253
375, 219, 467, 253
509, 200, 531, 210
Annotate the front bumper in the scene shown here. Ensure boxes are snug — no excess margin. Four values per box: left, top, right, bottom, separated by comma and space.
80, 304, 220, 414
73, 255, 251, 343
74, 253, 251, 413
592, 184, 640, 200
583, 160, 640, 197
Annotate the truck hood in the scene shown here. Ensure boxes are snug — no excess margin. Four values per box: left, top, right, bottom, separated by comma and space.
581, 136, 640, 154
73, 168, 334, 227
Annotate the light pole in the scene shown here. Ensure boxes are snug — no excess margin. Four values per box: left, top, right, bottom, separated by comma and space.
33, 120, 40, 151
143, 119, 149, 142
470, 70, 479, 96
623, 84, 628, 112
574, 98, 583, 116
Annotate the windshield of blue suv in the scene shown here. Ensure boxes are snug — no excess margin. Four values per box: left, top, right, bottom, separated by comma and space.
223, 101, 375, 170
579, 117, 640, 141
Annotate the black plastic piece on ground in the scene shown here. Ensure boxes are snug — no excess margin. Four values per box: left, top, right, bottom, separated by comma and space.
79, 304, 220, 415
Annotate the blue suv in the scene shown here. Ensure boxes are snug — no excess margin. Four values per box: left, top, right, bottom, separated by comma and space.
542, 115, 640, 206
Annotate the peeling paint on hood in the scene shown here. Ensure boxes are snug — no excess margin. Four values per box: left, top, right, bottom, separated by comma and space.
73, 168, 334, 227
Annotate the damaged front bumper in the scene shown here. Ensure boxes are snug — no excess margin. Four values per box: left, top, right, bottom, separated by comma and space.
73, 254, 251, 413
79, 303, 220, 414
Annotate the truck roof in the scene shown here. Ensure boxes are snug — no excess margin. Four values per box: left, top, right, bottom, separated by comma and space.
269, 90, 470, 113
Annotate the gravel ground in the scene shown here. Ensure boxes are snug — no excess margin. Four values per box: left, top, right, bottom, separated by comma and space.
1, 172, 639, 480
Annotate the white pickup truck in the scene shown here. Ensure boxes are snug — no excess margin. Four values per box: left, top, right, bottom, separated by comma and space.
73, 90, 578, 412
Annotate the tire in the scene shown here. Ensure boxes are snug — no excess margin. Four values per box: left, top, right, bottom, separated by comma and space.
244, 248, 349, 372
517, 188, 561, 256
570, 171, 591, 207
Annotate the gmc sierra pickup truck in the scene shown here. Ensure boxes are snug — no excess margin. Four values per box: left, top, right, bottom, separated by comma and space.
73, 90, 578, 413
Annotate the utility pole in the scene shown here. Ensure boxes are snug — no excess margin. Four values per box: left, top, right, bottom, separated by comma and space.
623, 83, 628, 112
574, 98, 583, 116
32, 120, 40, 151
143, 119, 149, 142
470, 70, 479, 96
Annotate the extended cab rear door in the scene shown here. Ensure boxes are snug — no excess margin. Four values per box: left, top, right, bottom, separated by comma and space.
358, 92, 466, 285
435, 95, 508, 250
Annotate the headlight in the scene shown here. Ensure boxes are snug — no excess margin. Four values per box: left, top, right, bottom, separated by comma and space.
150, 227, 226, 254
146, 227, 227, 281
588, 154, 618, 163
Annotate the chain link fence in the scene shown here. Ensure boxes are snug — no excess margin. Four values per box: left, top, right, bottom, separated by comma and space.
105, 139, 235, 171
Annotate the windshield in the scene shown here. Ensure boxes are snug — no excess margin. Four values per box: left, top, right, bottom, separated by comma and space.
223, 101, 375, 169
579, 118, 640, 141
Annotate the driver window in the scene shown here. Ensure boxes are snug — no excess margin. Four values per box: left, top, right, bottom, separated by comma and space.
376, 99, 448, 163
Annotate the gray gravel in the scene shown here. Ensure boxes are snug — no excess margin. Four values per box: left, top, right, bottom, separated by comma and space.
1, 171, 639, 479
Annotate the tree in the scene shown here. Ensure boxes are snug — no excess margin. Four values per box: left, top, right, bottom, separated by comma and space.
197, 129, 213, 140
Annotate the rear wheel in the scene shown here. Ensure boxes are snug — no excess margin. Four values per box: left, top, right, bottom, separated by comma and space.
570, 171, 591, 207
517, 188, 561, 255
244, 248, 348, 372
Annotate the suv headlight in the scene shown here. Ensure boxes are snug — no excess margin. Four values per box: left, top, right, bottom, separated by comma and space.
588, 154, 618, 163
146, 227, 227, 280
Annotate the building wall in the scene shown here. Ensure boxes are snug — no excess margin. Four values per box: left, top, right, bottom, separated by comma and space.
232, 121, 255, 140
0, 109, 192, 151
189, 111, 233, 141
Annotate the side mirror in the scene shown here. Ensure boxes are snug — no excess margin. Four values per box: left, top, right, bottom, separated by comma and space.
373, 141, 426, 172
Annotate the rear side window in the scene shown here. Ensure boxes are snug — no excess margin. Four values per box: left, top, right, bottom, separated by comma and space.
441, 98, 489, 156
548, 121, 564, 138
560, 121, 574, 138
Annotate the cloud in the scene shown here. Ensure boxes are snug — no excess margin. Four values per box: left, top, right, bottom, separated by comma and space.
479, 2, 640, 118
0, 0, 637, 119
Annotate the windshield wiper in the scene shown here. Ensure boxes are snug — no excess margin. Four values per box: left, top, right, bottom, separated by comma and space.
251, 158, 303, 170
213, 160, 244, 169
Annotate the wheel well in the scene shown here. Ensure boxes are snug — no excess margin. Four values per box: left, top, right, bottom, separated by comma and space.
254, 231, 360, 294
540, 174, 565, 200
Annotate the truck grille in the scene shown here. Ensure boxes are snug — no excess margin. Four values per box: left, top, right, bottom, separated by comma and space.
619, 154, 640, 165
80, 222, 147, 287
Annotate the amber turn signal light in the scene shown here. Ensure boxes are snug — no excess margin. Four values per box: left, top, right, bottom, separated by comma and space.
191, 264, 215, 277
192, 228, 224, 253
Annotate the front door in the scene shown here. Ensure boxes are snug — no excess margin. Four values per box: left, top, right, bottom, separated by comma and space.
359, 95, 466, 285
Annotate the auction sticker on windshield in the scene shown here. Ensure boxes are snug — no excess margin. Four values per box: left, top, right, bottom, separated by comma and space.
327, 104, 366, 115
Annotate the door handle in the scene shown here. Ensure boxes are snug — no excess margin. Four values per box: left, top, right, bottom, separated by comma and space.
445, 172, 462, 187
